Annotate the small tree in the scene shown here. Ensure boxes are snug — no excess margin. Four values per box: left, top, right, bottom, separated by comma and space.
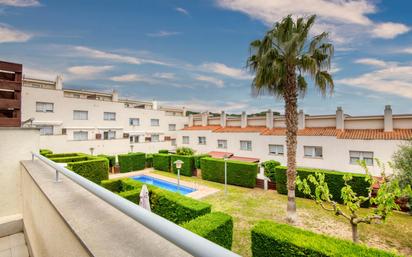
392, 140, 412, 213
296, 159, 411, 243
176, 147, 195, 156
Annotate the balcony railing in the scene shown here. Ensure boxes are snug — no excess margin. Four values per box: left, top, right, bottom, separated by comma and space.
31, 152, 240, 257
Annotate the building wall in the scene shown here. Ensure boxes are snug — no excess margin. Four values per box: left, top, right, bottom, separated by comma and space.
0, 128, 39, 218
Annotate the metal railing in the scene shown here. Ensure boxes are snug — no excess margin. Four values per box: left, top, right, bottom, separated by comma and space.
31, 152, 240, 257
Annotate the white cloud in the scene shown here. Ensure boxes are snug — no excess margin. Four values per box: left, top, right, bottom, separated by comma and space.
194, 75, 224, 88
175, 7, 189, 15
154, 72, 175, 80
354, 58, 387, 67
0, 24, 31, 43
371, 22, 410, 39
109, 74, 152, 83
147, 30, 181, 37
23, 67, 58, 81
67, 65, 113, 76
161, 99, 251, 112
201, 62, 251, 80
403, 47, 412, 54
0, 0, 39, 7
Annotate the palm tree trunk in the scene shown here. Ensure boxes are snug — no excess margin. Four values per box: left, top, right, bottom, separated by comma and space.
284, 65, 298, 223
351, 222, 359, 243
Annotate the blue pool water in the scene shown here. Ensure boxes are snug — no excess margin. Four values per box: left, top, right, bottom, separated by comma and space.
131, 175, 196, 195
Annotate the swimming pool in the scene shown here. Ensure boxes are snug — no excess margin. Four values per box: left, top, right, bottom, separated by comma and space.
131, 175, 196, 195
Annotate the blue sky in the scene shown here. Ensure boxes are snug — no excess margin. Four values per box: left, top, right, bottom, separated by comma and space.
1, 0, 412, 115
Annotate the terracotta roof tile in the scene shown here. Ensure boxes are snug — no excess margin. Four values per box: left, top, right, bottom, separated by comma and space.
337, 129, 412, 140
213, 126, 267, 133
229, 156, 260, 163
261, 127, 338, 136
181, 125, 221, 131
208, 151, 234, 158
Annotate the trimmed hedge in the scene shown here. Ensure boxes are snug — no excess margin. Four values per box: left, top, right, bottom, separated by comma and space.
182, 212, 233, 250
145, 154, 153, 168
170, 154, 195, 176
194, 154, 211, 169
97, 154, 116, 168
262, 160, 281, 182
251, 220, 398, 257
275, 166, 371, 206
158, 149, 169, 154
66, 158, 109, 184
201, 157, 257, 188
44, 152, 84, 158
49, 155, 89, 163
40, 149, 53, 156
118, 152, 146, 173
101, 179, 122, 192
153, 153, 171, 172
118, 189, 140, 204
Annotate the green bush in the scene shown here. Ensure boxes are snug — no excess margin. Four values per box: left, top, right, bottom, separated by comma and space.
44, 152, 84, 158
176, 147, 195, 156
251, 220, 398, 257
66, 158, 109, 184
101, 179, 122, 192
49, 155, 89, 163
262, 160, 281, 182
158, 149, 169, 154
275, 166, 370, 206
201, 157, 257, 188
40, 149, 53, 156
145, 154, 153, 168
193, 154, 211, 169
118, 189, 140, 204
182, 212, 233, 250
97, 154, 116, 168
118, 152, 146, 173
153, 153, 171, 172
170, 155, 195, 176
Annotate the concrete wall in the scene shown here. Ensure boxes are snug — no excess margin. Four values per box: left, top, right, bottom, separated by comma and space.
0, 128, 39, 218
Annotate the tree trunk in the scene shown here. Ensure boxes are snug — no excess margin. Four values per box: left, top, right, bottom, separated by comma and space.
351, 222, 359, 243
284, 65, 298, 223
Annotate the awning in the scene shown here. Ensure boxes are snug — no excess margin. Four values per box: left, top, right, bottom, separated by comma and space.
124, 131, 146, 135
33, 120, 63, 126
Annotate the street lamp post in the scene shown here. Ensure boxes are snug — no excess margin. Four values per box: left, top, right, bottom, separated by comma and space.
174, 160, 184, 193
223, 154, 229, 195
130, 144, 134, 153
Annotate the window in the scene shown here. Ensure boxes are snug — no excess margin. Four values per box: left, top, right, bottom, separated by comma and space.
269, 144, 284, 155
217, 139, 227, 149
39, 126, 53, 135
171, 139, 176, 146
130, 135, 139, 143
350, 151, 374, 166
168, 124, 176, 131
182, 136, 189, 144
73, 110, 88, 120
198, 136, 206, 145
240, 140, 252, 151
304, 146, 323, 158
151, 119, 160, 126
36, 102, 54, 112
103, 131, 116, 140
129, 118, 140, 126
104, 112, 116, 121
152, 134, 160, 142
73, 131, 88, 141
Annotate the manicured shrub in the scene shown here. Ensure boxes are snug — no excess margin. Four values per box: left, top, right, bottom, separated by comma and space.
97, 154, 116, 168
101, 179, 122, 192
118, 152, 146, 173
153, 153, 171, 172
193, 154, 211, 169
150, 187, 211, 224
40, 149, 53, 156
158, 149, 169, 154
45, 152, 84, 158
251, 220, 398, 257
49, 155, 89, 163
275, 166, 370, 206
145, 154, 153, 168
261, 160, 281, 182
175, 147, 195, 156
118, 189, 140, 204
182, 212, 233, 250
66, 158, 109, 184
201, 157, 257, 188
170, 154, 195, 176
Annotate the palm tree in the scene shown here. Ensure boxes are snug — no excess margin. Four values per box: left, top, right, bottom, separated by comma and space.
247, 15, 334, 223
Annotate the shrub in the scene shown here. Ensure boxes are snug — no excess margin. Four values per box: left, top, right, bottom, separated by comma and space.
251, 220, 398, 257
49, 155, 89, 163
45, 152, 84, 158
118, 152, 146, 173
66, 158, 109, 184
170, 154, 195, 176
275, 166, 370, 206
118, 189, 140, 204
97, 154, 116, 168
145, 154, 153, 168
40, 149, 53, 156
201, 157, 257, 188
182, 212, 233, 250
158, 149, 169, 154
176, 147, 195, 156
392, 140, 412, 189
261, 160, 281, 182
193, 154, 211, 169
153, 153, 171, 172
101, 179, 122, 192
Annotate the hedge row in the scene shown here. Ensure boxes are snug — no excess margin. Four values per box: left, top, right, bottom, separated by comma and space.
40, 149, 53, 156
145, 154, 153, 168
158, 149, 169, 154
49, 155, 89, 163
261, 160, 281, 182
182, 212, 233, 250
44, 152, 83, 158
194, 154, 211, 169
153, 153, 171, 172
97, 154, 116, 168
251, 221, 398, 257
171, 154, 195, 176
66, 158, 109, 184
200, 157, 257, 188
275, 166, 371, 206
118, 152, 146, 173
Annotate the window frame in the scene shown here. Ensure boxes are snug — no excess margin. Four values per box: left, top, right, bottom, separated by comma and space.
198, 136, 206, 145
240, 140, 252, 151
73, 110, 88, 120
303, 146, 323, 158
129, 118, 140, 126
73, 131, 88, 141
217, 139, 228, 149
349, 151, 374, 166
39, 125, 53, 135
168, 124, 176, 131
104, 112, 116, 121
269, 144, 284, 155
151, 134, 160, 142
182, 136, 189, 144
151, 119, 160, 127
36, 102, 54, 113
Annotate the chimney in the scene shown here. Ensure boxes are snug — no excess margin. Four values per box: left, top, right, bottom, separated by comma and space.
201, 112, 208, 127
188, 114, 194, 127
182, 107, 187, 116
384, 105, 393, 132
298, 109, 305, 130
266, 109, 273, 129
336, 106, 345, 130
220, 111, 227, 127
55, 75, 63, 90
112, 90, 119, 102
152, 100, 158, 110
241, 111, 247, 128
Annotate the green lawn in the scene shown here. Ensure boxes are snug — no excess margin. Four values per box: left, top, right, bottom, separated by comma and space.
152, 170, 412, 257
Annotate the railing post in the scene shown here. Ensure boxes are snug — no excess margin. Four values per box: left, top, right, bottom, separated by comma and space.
55, 169, 62, 183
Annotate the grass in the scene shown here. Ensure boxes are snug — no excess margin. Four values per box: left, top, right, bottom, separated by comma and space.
152, 170, 412, 257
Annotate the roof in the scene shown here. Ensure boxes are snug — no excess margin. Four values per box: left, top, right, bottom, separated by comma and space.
181, 125, 221, 131
208, 151, 233, 158
261, 127, 339, 136
337, 129, 412, 140
214, 126, 267, 133
207, 151, 259, 163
